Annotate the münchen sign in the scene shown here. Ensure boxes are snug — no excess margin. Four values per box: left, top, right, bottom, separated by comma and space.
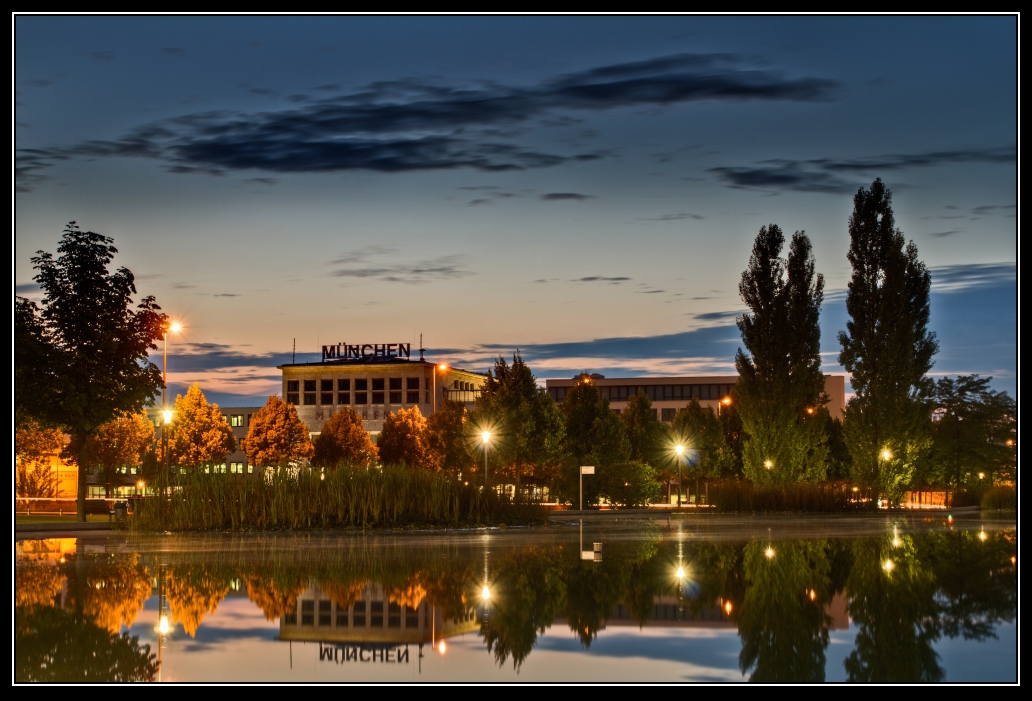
322, 343, 412, 362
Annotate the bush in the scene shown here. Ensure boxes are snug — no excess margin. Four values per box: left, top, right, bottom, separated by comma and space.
600, 462, 662, 508
709, 480, 875, 513
981, 486, 1016, 511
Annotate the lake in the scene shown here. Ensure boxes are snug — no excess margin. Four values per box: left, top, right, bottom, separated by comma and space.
15, 514, 1016, 682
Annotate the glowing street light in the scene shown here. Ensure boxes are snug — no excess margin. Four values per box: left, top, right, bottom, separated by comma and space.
481, 586, 491, 601
438, 641, 447, 654
979, 531, 988, 542
159, 615, 169, 634
880, 449, 892, 461
724, 601, 733, 615
676, 567, 685, 579
883, 560, 894, 573
765, 547, 775, 559
763, 460, 773, 470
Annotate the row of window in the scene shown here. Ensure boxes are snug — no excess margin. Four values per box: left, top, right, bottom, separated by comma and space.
287, 391, 425, 406
550, 383, 734, 403
205, 462, 252, 474
288, 378, 421, 393
285, 599, 421, 628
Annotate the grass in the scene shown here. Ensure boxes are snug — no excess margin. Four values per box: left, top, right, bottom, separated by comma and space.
980, 486, 1017, 511
131, 463, 546, 532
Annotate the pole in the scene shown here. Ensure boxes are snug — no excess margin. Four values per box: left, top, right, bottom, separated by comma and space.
678, 455, 682, 508
432, 366, 437, 415
580, 471, 583, 512
162, 331, 167, 499
484, 442, 489, 493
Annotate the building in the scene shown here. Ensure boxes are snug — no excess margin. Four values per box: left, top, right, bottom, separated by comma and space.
278, 342, 487, 437
145, 405, 264, 479
545, 374, 846, 421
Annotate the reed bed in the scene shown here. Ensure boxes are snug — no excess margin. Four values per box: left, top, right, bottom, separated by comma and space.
980, 486, 1017, 511
132, 464, 545, 531
708, 480, 876, 513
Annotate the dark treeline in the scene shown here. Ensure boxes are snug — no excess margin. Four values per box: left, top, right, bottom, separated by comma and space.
15, 527, 1016, 681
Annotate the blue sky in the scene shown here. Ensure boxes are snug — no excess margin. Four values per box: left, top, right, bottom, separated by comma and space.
15, 16, 1016, 405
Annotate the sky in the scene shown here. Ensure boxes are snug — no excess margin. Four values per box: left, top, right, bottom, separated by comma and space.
14, 15, 1017, 405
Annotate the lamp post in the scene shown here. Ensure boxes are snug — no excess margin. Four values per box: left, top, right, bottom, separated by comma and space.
675, 445, 685, 507
161, 321, 181, 493
433, 364, 447, 414
481, 431, 491, 493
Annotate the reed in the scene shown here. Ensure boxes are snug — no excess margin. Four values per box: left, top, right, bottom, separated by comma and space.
980, 486, 1016, 511
132, 464, 545, 531
708, 480, 876, 513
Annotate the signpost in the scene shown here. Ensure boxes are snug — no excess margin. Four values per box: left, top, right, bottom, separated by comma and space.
580, 466, 594, 511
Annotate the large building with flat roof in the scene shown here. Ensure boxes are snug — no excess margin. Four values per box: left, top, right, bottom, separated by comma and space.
545, 374, 845, 421
278, 342, 486, 436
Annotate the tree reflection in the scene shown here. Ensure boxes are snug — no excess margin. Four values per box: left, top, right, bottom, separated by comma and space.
65, 553, 152, 633
15, 556, 64, 609
166, 564, 233, 637
737, 541, 832, 682
244, 574, 308, 621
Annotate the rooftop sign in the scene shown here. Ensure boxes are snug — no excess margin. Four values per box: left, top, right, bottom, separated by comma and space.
322, 343, 412, 362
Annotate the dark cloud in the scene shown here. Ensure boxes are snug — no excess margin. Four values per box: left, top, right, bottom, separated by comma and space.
971, 204, 1016, 216
929, 230, 961, 238
15, 283, 41, 294
467, 198, 492, 206
328, 246, 473, 284
249, 87, 277, 96
710, 147, 1016, 193
87, 51, 114, 62
285, 94, 310, 103
694, 310, 744, 321
573, 276, 630, 283
244, 177, 278, 185
16, 53, 836, 190
541, 192, 593, 201
160, 47, 187, 57
212, 293, 240, 297
638, 212, 705, 221
929, 262, 1015, 292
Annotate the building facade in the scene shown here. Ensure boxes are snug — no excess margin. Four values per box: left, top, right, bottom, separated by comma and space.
279, 344, 486, 436
545, 374, 846, 421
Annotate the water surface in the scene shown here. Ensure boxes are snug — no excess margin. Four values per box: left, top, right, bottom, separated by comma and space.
15, 515, 1016, 682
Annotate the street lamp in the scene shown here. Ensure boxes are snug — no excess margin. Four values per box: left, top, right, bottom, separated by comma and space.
161, 321, 182, 493
481, 431, 491, 492
763, 460, 773, 470
433, 364, 448, 414
675, 445, 685, 507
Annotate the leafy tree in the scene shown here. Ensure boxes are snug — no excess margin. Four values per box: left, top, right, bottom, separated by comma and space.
164, 384, 236, 473
824, 415, 852, 481
557, 374, 628, 505
621, 391, 665, 464
926, 375, 1015, 491
426, 398, 476, 475
736, 225, 828, 485
671, 399, 734, 500
313, 407, 378, 467
72, 411, 154, 496
244, 394, 314, 468
838, 179, 938, 503
24, 222, 166, 520
474, 352, 565, 495
599, 462, 662, 507
378, 406, 433, 469
15, 419, 65, 497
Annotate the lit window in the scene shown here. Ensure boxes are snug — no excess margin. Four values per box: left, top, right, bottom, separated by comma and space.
231, 415, 244, 427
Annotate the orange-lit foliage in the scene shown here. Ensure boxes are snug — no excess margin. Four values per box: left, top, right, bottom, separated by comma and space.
313, 408, 378, 466
324, 580, 368, 610
378, 406, 433, 469
15, 557, 64, 609
15, 419, 66, 469
76, 410, 155, 494
245, 395, 314, 467
244, 575, 307, 621
165, 384, 237, 470
166, 565, 231, 637
385, 582, 427, 610
78, 554, 152, 633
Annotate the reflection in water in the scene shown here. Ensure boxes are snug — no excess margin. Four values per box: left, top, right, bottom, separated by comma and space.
14, 522, 1016, 682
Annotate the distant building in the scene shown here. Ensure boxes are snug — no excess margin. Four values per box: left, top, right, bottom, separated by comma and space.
278, 342, 486, 437
545, 374, 846, 421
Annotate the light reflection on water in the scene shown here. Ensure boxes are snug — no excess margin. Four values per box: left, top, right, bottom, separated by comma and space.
15, 516, 1017, 682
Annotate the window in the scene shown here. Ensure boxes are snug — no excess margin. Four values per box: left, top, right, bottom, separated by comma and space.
389, 391, 402, 404
304, 393, 316, 405
247, 413, 253, 425
230, 462, 243, 474
407, 377, 419, 390
651, 408, 658, 420
212, 463, 226, 474
355, 392, 368, 405
304, 380, 316, 392
354, 600, 366, 627
389, 377, 402, 390
388, 601, 401, 627
319, 600, 331, 626
661, 408, 676, 422
301, 600, 314, 626
371, 600, 384, 627
405, 607, 418, 628
247, 463, 253, 474
338, 393, 350, 404
372, 378, 385, 391
338, 379, 350, 391
321, 393, 333, 404
287, 393, 299, 405
287, 380, 299, 392
337, 611, 348, 626
372, 392, 385, 404
230, 415, 244, 427
355, 379, 368, 391
406, 391, 420, 404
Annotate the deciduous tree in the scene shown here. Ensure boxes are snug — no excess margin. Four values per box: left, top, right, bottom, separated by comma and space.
378, 406, 433, 469
558, 373, 628, 505
164, 384, 236, 472
426, 398, 476, 474
73, 411, 154, 496
736, 225, 828, 484
25, 222, 166, 520
313, 407, 378, 467
15, 419, 65, 498
838, 179, 938, 503
621, 391, 664, 465
244, 395, 314, 468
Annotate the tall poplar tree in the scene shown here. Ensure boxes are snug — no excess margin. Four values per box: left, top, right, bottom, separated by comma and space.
838, 179, 937, 503
736, 224, 828, 484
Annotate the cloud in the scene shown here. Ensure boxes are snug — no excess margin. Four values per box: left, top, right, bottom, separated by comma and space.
929, 230, 961, 238
710, 146, 1016, 193
15, 283, 41, 294
248, 87, 277, 96
87, 50, 114, 62
244, 177, 278, 185
328, 246, 473, 284
467, 198, 492, 206
694, 310, 744, 322
638, 212, 705, 221
541, 192, 593, 201
928, 262, 1015, 292
573, 276, 630, 283
16, 53, 836, 190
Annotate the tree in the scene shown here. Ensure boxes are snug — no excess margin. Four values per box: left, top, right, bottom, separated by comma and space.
313, 407, 378, 467
621, 391, 664, 464
377, 406, 433, 469
73, 411, 154, 497
244, 395, 314, 468
736, 225, 828, 484
926, 376, 1015, 492
671, 399, 734, 501
838, 179, 938, 503
15, 297, 52, 427
164, 384, 236, 473
25, 222, 166, 520
474, 352, 566, 495
426, 398, 476, 474
15, 419, 65, 497
558, 374, 628, 505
